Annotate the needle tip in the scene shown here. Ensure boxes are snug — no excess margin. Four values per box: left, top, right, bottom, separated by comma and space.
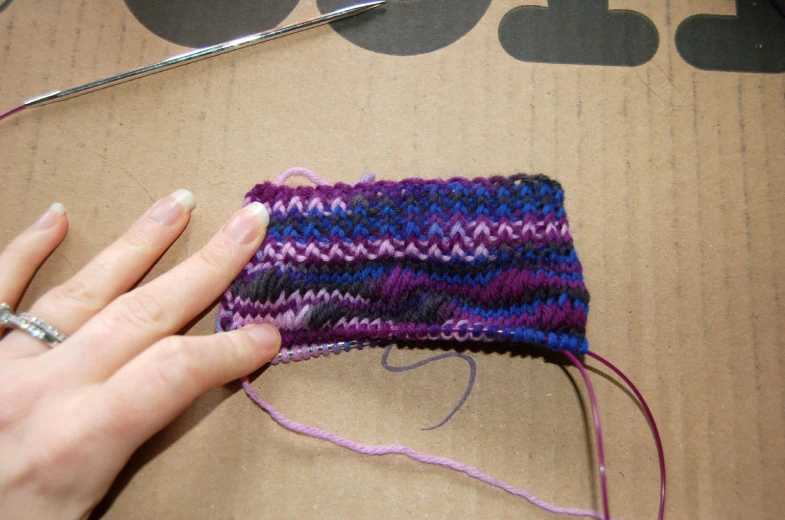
351, 0, 386, 12
328, 1, 386, 23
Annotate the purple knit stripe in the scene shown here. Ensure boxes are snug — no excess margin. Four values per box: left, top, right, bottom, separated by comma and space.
267, 207, 571, 241
370, 268, 587, 305
229, 268, 587, 315
289, 266, 587, 291
266, 218, 573, 248
264, 194, 563, 220
243, 256, 585, 282
227, 290, 368, 314
230, 298, 367, 317
244, 257, 584, 280
248, 243, 577, 270
436, 212, 572, 243
227, 313, 395, 335
249, 248, 481, 268
228, 300, 586, 333
255, 233, 570, 263
231, 291, 586, 318
264, 216, 571, 247
246, 175, 550, 208
450, 302, 588, 331
231, 297, 383, 318
224, 298, 586, 322
262, 213, 572, 249
261, 233, 567, 251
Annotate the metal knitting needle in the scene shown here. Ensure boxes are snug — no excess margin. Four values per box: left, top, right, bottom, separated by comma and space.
0, 1, 385, 122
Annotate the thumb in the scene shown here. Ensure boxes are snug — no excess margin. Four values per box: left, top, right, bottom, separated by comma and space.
94, 323, 281, 447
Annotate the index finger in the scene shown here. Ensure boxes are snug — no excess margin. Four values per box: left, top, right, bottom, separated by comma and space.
54, 202, 269, 380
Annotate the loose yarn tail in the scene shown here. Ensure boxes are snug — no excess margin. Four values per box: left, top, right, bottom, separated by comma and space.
275, 167, 331, 186
244, 348, 666, 520
274, 167, 375, 187
380, 343, 476, 431
242, 376, 612, 520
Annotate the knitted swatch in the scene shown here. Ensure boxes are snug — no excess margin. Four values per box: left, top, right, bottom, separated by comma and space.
216, 174, 589, 360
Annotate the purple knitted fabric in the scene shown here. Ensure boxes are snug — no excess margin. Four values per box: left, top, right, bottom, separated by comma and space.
216, 174, 589, 363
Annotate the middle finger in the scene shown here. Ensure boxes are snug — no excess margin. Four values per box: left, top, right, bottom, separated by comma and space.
56, 201, 270, 380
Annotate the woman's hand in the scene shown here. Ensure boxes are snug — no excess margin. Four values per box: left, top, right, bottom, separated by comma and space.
0, 191, 281, 520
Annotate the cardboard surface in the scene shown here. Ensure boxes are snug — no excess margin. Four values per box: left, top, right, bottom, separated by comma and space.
1, 1, 784, 518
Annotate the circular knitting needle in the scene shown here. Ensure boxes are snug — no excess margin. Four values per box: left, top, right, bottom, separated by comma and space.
0, 1, 385, 122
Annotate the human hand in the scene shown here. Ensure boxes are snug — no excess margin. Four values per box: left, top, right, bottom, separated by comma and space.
0, 191, 281, 519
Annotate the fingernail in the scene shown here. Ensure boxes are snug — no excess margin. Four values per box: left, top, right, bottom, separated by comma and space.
149, 189, 196, 226
31, 203, 66, 231
244, 323, 281, 349
223, 202, 269, 244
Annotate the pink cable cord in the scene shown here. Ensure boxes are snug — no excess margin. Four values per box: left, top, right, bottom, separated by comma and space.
242, 376, 612, 520
587, 351, 666, 520
562, 349, 610, 520
0, 104, 25, 123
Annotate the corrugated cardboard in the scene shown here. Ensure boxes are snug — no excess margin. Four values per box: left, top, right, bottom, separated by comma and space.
1, 1, 784, 519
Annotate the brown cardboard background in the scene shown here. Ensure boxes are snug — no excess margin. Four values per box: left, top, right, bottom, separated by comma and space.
1, 1, 784, 519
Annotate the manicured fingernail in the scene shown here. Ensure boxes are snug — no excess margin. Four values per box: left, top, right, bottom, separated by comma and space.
31, 203, 66, 231
223, 202, 269, 244
244, 323, 281, 349
149, 189, 196, 226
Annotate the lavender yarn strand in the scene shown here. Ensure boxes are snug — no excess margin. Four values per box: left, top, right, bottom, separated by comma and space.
380, 344, 477, 431
242, 378, 612, 520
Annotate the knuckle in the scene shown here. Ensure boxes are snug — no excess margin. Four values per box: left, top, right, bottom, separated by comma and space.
153, 338, 204, 389
50, 276, 99, 308
1, 240, 26, 262
98, 404, 139, 437
223, 329, 274, 370
1, 239, 41, 268
106, 291, 169, 331
198, 243, 230, 271
123, 222, 156, 251
225, 330, 254, 361
31, 433, 79, 472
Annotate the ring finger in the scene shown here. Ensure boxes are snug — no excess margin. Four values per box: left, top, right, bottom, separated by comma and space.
3, 190, 196, 359
0, 203, 69, 335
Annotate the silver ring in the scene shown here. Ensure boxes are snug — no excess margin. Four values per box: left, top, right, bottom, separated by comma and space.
0, 303, 68, 347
